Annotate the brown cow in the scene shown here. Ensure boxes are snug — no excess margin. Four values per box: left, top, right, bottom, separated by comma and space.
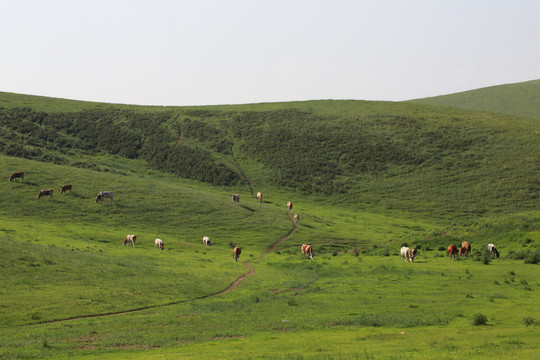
9, 172, 24, 182
37, 189, 53, 200
60, 184, 72, 194
256, 192, 262, 204
287, 201, 293, 211
233, 246, 242, 262
447, 244, 458, 260
124, 234, 136, 248
294, 213, 299, 224
460, 241, 471, 257
301, 244, 314, 260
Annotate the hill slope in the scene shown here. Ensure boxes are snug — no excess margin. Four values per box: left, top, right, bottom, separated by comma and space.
1, 93, 538, 220
410, 79, 540, 119
1, 90, 539, 359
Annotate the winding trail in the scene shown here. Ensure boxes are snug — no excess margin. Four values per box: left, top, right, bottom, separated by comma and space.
25, 160, 296, 327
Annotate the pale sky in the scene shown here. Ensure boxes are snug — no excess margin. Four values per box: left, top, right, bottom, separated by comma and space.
1, 0, 539, 106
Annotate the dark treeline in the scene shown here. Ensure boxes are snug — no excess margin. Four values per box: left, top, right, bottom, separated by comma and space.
229, 109, 489, 194
0, 107, 239, 186
0, 106, 495, 194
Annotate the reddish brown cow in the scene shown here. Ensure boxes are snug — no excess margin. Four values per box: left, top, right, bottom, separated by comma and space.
9, 172, 24, 182
233, 246, 242, 262
301, 244, 314, 260
447, 244, 458, 260
60, 184, 72, 194
460, 241, 471, 257
294, 213, 299, 224
37, 189, 53, 200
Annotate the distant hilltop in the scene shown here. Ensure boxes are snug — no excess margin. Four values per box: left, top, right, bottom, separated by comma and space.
409, 79, 540, 119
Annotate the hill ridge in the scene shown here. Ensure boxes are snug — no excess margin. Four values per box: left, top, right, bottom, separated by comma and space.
410, 79, 540, 119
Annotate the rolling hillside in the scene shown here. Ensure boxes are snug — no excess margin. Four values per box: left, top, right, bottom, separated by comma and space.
0, 86, 539, 359
1, 90, 539, 220
410, 79, 540, 119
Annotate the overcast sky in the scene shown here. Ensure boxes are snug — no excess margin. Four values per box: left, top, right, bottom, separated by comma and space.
1, 0, 539, 106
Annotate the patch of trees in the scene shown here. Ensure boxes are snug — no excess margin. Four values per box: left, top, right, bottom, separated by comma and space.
0, 107, 239, 186
229, 110, 490, 194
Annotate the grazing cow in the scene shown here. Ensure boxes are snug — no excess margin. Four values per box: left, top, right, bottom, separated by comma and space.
155, 238, 164, 250
294, 213, 299, 224
447, 244, 458, 260
231, 194, 240, 204
401, 246, 412, 263
287, 201, 293, 211
256, 192, 262, 203
9, 172, 24, 182
60, 184, 72, 194
487, 243, 500, 258
460, 241, 471, 257
124, 234, 136, 247
37, 189, 53, 200
233, 246, 241, 262
301, 244, 314, 260
203, 236, 211, 246
411, 247, 418, 262
95, 191, 113, 203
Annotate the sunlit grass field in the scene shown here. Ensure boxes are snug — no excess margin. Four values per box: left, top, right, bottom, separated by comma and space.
0, 154, 538, 359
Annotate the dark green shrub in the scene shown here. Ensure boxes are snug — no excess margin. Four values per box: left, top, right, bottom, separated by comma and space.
524, 249, 540, 264
472, 313, 488, 326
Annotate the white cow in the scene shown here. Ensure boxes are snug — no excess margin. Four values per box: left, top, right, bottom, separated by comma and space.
95, 191, 113, 203
487, 243, 500, 257
124, 234, 136, 248
401, 247, 412, 263
155, 238, 164, 250
203, 236, 211, 246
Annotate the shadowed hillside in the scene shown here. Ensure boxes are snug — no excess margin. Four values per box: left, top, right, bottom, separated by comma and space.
1, 90, 539, 220
410, 79, 540, 119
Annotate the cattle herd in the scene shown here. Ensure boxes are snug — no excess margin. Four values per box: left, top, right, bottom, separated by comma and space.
9, 171, 502, 263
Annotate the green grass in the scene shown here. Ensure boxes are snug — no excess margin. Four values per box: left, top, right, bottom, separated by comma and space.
0, 155, 539, 359
0, 85, 539, 358
410, 79, 540, 119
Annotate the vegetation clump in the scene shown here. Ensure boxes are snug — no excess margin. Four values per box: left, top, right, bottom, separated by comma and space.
472, 313, 489, 326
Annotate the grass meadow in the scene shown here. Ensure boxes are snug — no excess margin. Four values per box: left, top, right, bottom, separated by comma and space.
0, 83, 539, 359
0, 154, 538, 359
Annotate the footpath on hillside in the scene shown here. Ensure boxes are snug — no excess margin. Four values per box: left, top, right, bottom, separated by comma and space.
24, 160, 296, 326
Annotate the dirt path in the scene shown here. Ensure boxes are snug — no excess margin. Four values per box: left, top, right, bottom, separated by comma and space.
215, 261, 255, 295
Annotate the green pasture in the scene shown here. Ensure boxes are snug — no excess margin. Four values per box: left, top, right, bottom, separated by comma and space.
1, 84, 539, 359
1, 253, 538, 359
0, 155, 538, 359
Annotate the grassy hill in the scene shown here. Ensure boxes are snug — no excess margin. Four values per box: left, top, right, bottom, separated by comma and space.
0, 89, 539, 359
1, 93, 538, 221
410, 79, 540, 119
